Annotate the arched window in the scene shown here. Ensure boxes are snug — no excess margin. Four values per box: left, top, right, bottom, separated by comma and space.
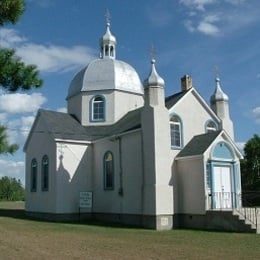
205, 120, 218, 133
31, 159, 37, 192
104, 152, 114, 190
91, 96, 105, 121
42, 155, 49, 191
170, 115, 182, 148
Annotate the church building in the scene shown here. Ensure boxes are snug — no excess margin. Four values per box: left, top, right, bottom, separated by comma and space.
24, 20, 258, 232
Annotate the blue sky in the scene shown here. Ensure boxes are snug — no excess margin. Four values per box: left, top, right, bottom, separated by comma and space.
0, 0, 259, 185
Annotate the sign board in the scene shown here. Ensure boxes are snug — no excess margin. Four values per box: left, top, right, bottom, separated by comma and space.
79, 191, 92, 208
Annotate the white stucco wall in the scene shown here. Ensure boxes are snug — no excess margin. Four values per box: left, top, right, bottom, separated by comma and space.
169, 91, 220, 148
92, 131, 143, 215
141, 89, 174, 216
67, 90, 143, 126
55, 142, 91, 213
25, 117, 57, 213
176, 156, 206, 214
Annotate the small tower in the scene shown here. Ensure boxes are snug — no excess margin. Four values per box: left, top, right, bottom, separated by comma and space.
143, 58, 165, 106
99, 12, 116, 59
210, 77, 234, 139
141, 58, 173, 230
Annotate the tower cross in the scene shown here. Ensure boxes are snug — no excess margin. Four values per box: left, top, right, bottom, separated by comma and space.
214, 65, 220, 78
149, 44, 157, 61
105, 9, 111, 24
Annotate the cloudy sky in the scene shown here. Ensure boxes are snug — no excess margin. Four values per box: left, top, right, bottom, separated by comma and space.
0, 0, 259, 185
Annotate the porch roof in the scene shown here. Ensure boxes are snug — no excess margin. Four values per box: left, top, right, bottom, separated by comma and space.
176, 131, 221, 158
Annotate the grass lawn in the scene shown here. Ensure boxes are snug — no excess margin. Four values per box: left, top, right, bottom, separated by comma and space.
0, 201, 259, 259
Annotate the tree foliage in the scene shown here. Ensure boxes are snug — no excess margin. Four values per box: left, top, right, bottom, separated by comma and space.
0, 0, 24, 25
241, 134, 260, 191
0, 48, 43, 92
0, 126, 19, 154
0, 176, 25, 201
0, 0, 43, 155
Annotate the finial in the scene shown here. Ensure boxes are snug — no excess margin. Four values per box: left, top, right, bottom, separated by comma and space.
149, 44, 157, 63
105, 9, 111, 25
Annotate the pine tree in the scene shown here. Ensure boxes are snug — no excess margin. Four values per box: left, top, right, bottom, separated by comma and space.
0, 0, 43, 155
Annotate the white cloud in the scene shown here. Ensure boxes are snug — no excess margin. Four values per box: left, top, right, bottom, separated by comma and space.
179, 0, 216, 11
0, 28, 96, 73
0, 93, 47, 114
17, 44, 95, 73
184, 20, 196, 32
197, 21, 220, 36
57, 107, 67, 113
20, 116, 36, 138
252, 107, 260, 124
236, 142, 245, 154
184, 14, 221, 36
0, 159, 25, 185
180, 0, 259, 36
0, 28, 26, 47
0, 113, 7, 123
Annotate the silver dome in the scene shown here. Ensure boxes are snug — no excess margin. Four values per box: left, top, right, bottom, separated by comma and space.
67, 58, 143, 99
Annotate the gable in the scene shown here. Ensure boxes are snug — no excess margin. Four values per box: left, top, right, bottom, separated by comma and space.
168, 88, 219, 121
176, 130, 243, 160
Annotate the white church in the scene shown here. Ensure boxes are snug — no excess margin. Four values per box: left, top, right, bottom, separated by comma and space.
24, 20, 258, 232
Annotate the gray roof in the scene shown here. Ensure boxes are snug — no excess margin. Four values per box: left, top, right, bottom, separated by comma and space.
165, 90, 189, 109
39, 108, 142, 142
176, 131, 221, 158
39, 109, 91, 141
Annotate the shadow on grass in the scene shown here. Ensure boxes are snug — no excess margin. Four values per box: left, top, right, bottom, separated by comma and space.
0, 206, 143, 230
0, 208, 27, 219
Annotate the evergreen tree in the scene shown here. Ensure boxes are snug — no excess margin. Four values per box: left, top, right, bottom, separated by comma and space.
0, 0, 43, 155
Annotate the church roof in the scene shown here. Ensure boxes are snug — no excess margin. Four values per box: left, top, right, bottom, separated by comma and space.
39, 109, 91, 141
83, 108, 142, 139
165, 89, 190, 109
67, 20, 143, 99
35, 108, 142, 143
67, 59, 143, 99
176, 131, 221, 158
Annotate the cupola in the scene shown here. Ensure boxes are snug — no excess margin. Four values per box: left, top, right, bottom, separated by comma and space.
210, 77, 229, 104
99, 18, 117, 59
143, 58, 165, 88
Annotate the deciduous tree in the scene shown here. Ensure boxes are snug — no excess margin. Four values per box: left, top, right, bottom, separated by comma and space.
0, 176, 25, 201
241, 134, 260, 191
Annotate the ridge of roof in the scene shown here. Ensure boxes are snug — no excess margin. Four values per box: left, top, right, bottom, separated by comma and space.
165, 89, 190, 109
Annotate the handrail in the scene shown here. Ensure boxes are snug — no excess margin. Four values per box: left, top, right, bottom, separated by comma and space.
208, 192, 258, 228
237, 193, 259, 228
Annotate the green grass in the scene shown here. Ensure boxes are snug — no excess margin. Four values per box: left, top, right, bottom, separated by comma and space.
0, 201, 259, 259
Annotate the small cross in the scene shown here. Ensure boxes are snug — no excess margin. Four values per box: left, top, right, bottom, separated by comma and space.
213, 65, 220, 78
105, 9, 111, 24
149, 44, 157, 61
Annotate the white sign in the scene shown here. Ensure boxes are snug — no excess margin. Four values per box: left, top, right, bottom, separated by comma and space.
80, 191, 92, 208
